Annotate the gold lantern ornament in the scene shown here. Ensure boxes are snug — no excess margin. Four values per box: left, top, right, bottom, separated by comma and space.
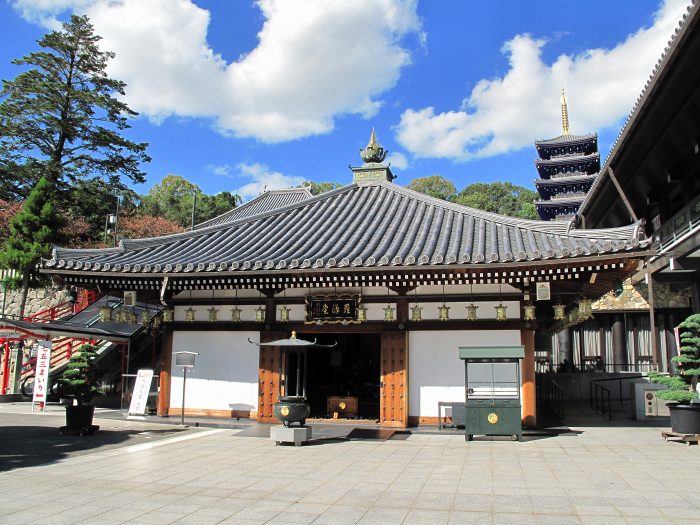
185, 306, 196, 322
99, 304, 111, 323
140, 309, 150, 327
357, 305, 368, 322
495, 303, 508, 321
127, 309, 137, 324
162, 308, 174, 323
279, 305, 290, 322
208, 307, 218, 322
466, 304, 478, 321
410, 304, 423, 322
438, 304, 450, 321
255, 305, 266, 323
151, 315, 162, 330
230, 306, 242, 322
553, 303, 566, 320
115, 308, 126, 324
523, 304, 536, 321
578, 298, 592, 320
383, 304, 395, 322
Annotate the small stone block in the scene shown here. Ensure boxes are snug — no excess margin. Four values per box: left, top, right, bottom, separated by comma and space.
270, 425, 312, 446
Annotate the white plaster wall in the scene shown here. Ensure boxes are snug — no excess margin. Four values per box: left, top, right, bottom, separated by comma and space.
170, 331, 259, 412
408, 330, 521, 417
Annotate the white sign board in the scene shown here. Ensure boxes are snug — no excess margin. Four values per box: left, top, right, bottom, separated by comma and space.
535, 282, 551, 301
129, 369, 154, 415
32, 341, 52, 412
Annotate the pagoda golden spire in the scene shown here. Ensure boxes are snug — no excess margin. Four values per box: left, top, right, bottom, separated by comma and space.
560, 88, 571, 135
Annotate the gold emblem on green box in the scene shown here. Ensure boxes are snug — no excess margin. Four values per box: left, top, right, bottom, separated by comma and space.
280, 406, 289, 416
487, 412, 499, 424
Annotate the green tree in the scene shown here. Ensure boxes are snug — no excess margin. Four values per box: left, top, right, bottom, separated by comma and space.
0, 14, 149, 200
57, 343, 100, 405
140, 174, 241, 228
0, 177, 64, 316
407, 175, 457, 201
454, 182, 538, 219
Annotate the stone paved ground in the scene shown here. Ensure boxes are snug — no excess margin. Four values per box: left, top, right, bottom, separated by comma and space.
0, 404, 699, 524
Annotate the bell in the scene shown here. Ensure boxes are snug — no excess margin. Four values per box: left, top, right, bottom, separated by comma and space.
466, 304, 478, 321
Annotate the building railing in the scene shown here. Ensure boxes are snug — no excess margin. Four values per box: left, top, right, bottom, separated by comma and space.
655, 193, 700, 251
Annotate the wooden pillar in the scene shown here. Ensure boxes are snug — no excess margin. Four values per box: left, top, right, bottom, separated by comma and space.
521, 329, 536, 428
612, 314, 627, 371
647, 274, 659, 368
157, 328, 173, 416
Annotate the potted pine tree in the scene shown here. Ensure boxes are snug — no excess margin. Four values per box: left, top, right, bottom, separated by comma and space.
57, 343, 100, 434
649, 313, 700, 434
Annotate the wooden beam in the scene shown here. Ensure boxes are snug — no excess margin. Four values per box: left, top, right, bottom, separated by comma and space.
607, 167, 639, 222
521, 329, 536, 428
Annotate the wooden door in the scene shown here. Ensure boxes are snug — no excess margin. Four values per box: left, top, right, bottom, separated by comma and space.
257, 331, 285, 422
380, 331, 408, 427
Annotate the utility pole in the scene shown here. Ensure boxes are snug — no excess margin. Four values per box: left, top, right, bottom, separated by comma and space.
114, 194, 120, 247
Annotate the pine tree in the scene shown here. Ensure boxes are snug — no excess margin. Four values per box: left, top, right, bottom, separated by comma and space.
650, 313, 700, 402
0, 14, 149, 201
57, 343, 100, 405
0, 176, 64, 316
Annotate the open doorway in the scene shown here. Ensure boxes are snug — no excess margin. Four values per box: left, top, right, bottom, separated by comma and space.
298, 332, 381, 421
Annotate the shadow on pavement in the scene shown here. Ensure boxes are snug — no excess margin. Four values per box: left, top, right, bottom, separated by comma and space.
0, 425, 188, 473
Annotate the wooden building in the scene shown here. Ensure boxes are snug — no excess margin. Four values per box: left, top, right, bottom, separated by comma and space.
39, 129, 650, 428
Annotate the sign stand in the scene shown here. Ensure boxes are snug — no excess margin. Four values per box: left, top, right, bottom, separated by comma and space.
174, 351, 198, 426
31, 341, 52, 413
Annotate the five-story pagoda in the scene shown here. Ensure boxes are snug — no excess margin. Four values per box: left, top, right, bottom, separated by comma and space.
534, 90, 599, 221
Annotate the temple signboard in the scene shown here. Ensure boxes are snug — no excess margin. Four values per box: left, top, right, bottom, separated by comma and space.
305, 295, 360, 324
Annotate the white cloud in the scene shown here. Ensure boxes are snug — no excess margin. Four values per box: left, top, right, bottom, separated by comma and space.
395, 0, 691, 160
232, 163, 305, 200
206, 164, 233, 178
387, 151, 409, 170
13, 0, 422, 142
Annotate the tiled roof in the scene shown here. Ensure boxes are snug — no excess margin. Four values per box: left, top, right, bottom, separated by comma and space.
535, 152, 600, 168
535, 133, 597, 146
45, 181, 648, 274
535, 174, 598, 187
195, 187, 313, 229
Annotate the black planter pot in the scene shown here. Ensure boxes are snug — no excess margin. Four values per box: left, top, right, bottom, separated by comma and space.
65, 404, 95, 429
667, 403, 700, 434
274, 396, 310, 427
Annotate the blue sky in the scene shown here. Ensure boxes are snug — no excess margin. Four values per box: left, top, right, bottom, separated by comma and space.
0, 1, 691, 201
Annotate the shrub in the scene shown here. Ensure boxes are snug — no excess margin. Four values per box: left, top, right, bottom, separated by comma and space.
57, 343, 100, 405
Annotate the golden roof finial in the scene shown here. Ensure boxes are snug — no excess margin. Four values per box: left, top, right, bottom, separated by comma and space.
359, 127, 388, 164
367, 127, 378, 149
560, 88, 571, 135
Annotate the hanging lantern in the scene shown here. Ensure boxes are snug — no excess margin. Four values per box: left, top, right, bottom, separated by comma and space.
140, 309, 151, 327
151, 315, 162, 330
438, 304, 450, 321
208, 307, 218, 322
578, 298, 592, 320
466, 304, 478, 321
279, 305, 290, 322
115, 308, 126, 323
524, 304, 536, 321
162, 308, 174, 323
357, 305, 368, 322
230, 306, 242, 322
127, 309, 137, 324
383, 304, 395, 322
185, 307, 196, 322
99, 305, 111, 323
410, 304, 423, 322
553, 303, 566, 320
495, 303, 508, 321
255, 305, 266, 323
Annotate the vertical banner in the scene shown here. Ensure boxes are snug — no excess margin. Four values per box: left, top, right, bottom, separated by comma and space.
32, 341, 52, 412
129, 369, 154, 415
